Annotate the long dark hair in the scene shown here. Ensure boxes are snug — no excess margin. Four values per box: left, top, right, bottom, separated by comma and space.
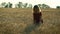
33, 5, 39, 13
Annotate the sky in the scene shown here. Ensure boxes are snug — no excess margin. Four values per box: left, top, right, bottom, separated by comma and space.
0, 0, 60, 8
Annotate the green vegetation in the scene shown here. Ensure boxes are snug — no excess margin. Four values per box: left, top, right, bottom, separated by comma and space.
38, 4, 50, 9
56, 6, 60, 9
0, 2, 51, 8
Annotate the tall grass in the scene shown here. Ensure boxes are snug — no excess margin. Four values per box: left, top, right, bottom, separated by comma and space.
0, 8, 60, 34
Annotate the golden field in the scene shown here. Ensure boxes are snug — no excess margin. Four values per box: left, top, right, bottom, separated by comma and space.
0, 8, 60, 34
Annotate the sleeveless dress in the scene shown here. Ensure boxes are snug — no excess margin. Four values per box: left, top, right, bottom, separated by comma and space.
33, 12, 42, 24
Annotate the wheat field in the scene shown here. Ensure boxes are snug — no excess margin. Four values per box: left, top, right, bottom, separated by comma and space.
0, 8, 60, 34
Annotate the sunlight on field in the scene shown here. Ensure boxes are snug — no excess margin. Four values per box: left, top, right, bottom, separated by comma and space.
0, 8, 60, 34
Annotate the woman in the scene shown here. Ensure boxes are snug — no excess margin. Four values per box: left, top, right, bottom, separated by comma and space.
33, 5, 43, 25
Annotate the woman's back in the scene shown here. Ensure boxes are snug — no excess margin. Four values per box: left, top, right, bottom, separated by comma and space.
33, 5, 43, 25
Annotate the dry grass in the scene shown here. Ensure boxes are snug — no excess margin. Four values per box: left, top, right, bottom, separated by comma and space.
0, 8, 60, 34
